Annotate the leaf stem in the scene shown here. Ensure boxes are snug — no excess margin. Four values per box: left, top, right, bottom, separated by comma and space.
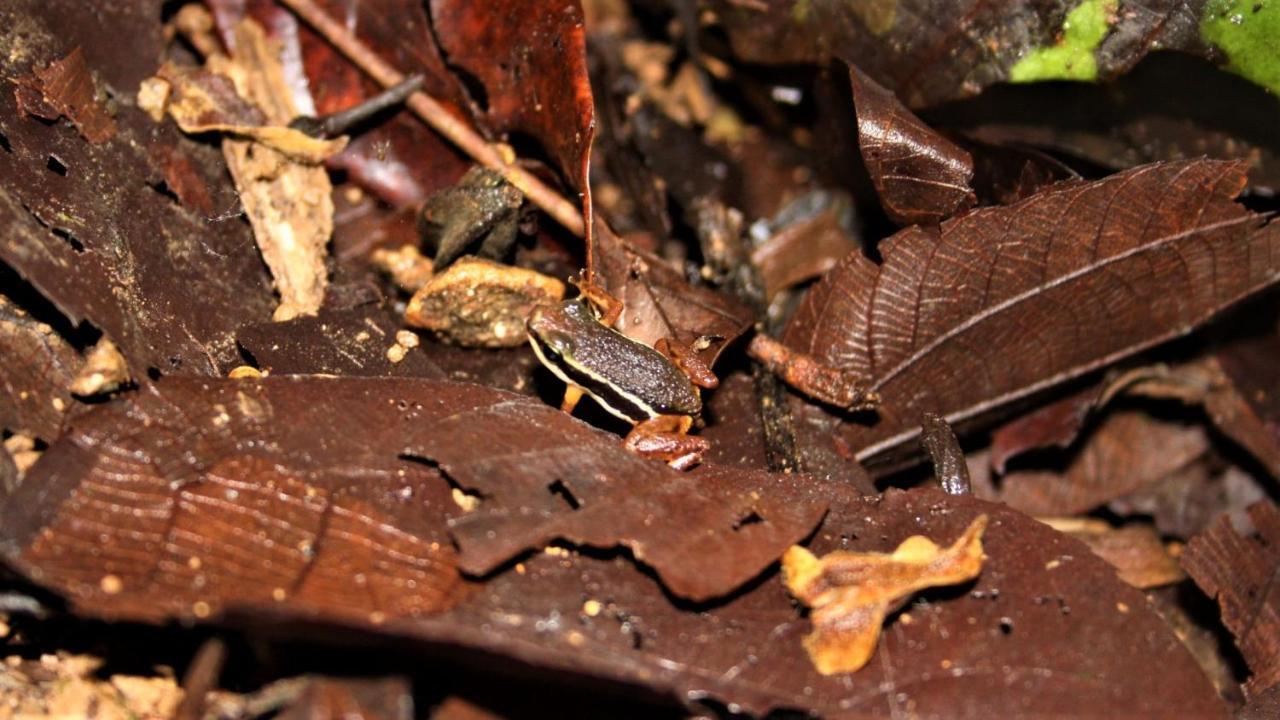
276, 0, 587, 238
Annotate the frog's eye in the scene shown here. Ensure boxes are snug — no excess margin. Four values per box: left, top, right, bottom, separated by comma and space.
542, 329, 575, 357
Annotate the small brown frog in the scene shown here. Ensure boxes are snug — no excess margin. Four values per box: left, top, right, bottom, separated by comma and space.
418, 166, 525, 270
526, 291, 714, 470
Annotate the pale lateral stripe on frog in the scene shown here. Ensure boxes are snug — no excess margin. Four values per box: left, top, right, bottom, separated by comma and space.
528, 331, 660, 424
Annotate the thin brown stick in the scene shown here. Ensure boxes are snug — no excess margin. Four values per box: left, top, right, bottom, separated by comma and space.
276, 0, 587, 238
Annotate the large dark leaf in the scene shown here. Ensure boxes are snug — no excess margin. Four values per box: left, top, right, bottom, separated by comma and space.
355, 489, 1225, 717
1, 376, 825, 609
710, 0, 1273, 107
783, 160, 1280, 463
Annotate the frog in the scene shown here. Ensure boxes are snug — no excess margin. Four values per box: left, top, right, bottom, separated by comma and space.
525, 295, 713, 470
418, 166, 526, 270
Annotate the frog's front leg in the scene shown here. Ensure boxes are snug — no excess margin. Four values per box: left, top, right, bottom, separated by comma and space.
624, 415, 709, 471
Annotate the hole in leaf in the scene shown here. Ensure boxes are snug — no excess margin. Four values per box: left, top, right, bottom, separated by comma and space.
0, 132, 10, 153
146, 367, 162, 381
52, 227, 84, 253
732, 510, 763, 531
450, 65, 490, 114
46, 155, 68, 176
149, 180, 181, 206
999, 617, 1014, 635
547, 479, 580, 510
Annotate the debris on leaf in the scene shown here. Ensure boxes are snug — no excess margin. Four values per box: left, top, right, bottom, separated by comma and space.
782, 514, 988, 674
404, 257, 565, 347
67, 337, 129, 397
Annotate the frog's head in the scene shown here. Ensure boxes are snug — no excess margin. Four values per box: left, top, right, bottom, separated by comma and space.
526, 300, 589, 359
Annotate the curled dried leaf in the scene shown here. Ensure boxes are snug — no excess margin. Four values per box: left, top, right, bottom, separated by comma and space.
783, 514, 988, 675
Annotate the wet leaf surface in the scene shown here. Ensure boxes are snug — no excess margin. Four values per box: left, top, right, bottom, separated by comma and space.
849, 67, 974, 226
784, 160, 1280, 464
1183, 502, 1280, 698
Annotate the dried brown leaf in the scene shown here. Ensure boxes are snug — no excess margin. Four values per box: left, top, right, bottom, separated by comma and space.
589, 219, 753, 367
994, 409, 1211, 516
784, 160, 1280, 463
849, 66, 974, 225
0, 295, 80, 439
1183, 501, 1280, 697
782, 514, 987, 674
14, 47, 117, 144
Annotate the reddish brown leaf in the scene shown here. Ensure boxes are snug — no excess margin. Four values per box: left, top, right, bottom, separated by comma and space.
783, 160, 1280, 463
405, 401, 827, 602
1210, 333, 1280, 478
1, 377, 825, 609
0, 94, 275, 374
749, 194, 860, 301
1182, 502, 1280, 697
590, 219, 753, 367
0, 294, 80, 439
430, 0, 595, 217
989, 384, 1102, 474
385, 489, 1225, 717
849, 66, 974, 225
993, 410, 1211, 517
14, 47, 117, 144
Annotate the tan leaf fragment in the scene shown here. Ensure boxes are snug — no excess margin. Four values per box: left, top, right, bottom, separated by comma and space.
1039, 517, 1184, 589
782, 514, 988, 675
69, 337, 130, 396
150, 19, 343, 321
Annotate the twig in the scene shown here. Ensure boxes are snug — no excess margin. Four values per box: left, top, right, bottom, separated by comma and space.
276, 0, 587, 238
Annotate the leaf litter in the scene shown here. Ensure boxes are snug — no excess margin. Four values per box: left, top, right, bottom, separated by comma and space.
0, 0, 1278, 715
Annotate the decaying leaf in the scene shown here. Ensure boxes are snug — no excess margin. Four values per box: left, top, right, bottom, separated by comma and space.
0, 376, 827, 610
783, 514, 988, 674
154, 19, 342, 321
1182, 501, 1280, 697
404, 257, 565, 347
589, 219, 753, 367
993, 409, 1211, 516
784, 160, 1280, 463
849, 66, 975, 225
14, 47, 117, 144
1039, 518, 1184, 589
0, 295, 80, 439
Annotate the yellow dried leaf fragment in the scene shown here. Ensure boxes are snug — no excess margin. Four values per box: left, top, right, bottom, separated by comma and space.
782, 514, 989, 675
